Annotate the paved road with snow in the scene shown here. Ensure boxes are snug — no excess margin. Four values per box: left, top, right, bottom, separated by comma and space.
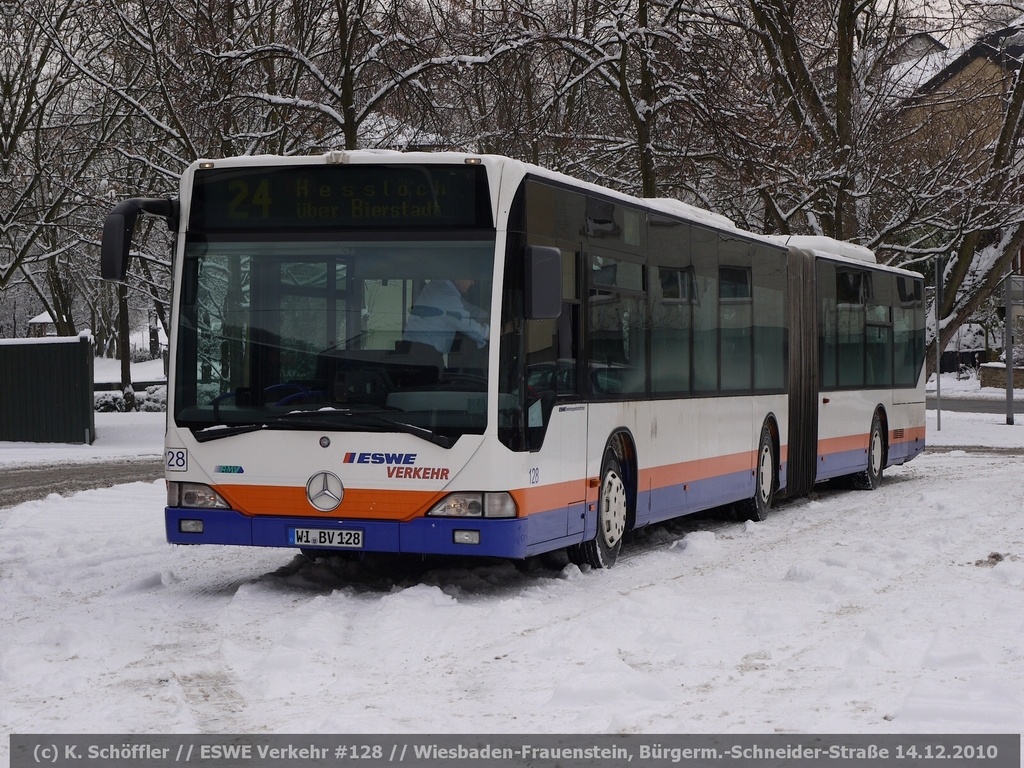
0, 458, 163, 509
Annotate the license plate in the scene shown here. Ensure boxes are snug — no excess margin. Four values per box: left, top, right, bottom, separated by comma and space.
289, 527, 364, 549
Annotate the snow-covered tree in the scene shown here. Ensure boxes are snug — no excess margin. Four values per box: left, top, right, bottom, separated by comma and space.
697, 0, 1024, 375
0, 0, 134, 342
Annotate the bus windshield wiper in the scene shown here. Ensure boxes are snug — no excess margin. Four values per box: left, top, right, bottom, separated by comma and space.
197, 408, 453, 448
273, 409, 453, 448
192, 422, 269, 442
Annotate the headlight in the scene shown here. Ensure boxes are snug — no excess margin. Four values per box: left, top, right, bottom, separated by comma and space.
167, 481, 230, 509
427, 492, 517, 518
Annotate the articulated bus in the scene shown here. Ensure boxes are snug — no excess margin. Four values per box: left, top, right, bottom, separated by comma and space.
101, 151, 926, 568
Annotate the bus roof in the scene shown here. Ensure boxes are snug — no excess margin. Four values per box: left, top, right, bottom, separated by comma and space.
767, 234, 876, 263
187, 151, 921, 277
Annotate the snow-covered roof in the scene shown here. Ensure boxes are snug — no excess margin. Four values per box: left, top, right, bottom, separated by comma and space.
766, 234, 876, 263
885, 45, 962, 99
908, 23, 1024, 98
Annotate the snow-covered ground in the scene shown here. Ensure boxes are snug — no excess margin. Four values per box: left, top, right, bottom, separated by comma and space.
1, 378, 1023, 763
0, 410, 164, 468
92, 354, 167, 386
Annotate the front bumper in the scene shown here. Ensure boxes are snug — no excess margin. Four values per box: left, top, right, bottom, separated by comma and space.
166, 507, 533, 559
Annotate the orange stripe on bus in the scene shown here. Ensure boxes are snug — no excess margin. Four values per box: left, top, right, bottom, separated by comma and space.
509, 479, 588, 514
212, 484, 446, 521
818, 433, 868, 455
213, 440, 816, 522
891, 426, 925, 444
643, 450, 754, 490
817, 425, 925, 461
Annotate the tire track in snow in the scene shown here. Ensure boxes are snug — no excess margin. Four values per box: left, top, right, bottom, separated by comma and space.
172, 668, 250, 731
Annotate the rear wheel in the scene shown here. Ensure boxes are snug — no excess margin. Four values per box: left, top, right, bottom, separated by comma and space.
735, 422, 776, 522
568, 448, 628, 568
852, 412, 885, 490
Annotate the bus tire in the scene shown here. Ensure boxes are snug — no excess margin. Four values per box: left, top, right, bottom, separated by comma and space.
569, 448, 627, 568
735, 422, 776, 522
851, 411, 885, 490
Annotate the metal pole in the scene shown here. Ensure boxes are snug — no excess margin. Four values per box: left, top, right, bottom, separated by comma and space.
935, 255, 942, 431
1006, 273, 1015, 426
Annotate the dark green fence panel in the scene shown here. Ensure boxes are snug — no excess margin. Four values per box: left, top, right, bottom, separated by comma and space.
0, 336, 95, 444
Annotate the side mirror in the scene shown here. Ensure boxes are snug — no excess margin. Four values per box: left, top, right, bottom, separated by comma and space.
524, 245, 562, 319
101, 198, 179, 282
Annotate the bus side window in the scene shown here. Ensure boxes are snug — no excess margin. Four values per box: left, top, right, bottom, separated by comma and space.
719, 264, 752, 391
894, 275, 925, 386
588, 253, 646, 396
525, 248, 579, 399
752, 245, 787, 391
836, 269, 866, 387
818, 260, 838, 388
650, 266, 693, 394
866, 272, 893, 387
691, 227, 718, 393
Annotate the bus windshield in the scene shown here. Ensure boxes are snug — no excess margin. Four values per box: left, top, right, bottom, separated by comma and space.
173, 235, 496, 444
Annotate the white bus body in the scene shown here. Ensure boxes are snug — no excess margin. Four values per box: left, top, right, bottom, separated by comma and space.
102, 152, 926, 568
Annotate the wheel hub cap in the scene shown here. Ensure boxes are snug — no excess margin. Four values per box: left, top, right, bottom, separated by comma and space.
601, 471, 627, 547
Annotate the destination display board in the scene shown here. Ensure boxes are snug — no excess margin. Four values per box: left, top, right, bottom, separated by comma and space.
189, 163, 493, 231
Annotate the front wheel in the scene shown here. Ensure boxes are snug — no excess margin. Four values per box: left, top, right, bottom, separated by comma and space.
568, 448, 628, 568
851, 412, 885, 490
735, 423, 776, 522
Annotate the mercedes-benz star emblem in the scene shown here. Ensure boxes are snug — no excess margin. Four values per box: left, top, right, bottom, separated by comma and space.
306, 471, 344, 512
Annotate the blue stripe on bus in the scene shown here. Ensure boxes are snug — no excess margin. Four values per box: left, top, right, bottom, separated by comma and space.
815, 446, 867, 481
166, 507, 539, 559
888, 438, 925, 465
643, 465, 756, 527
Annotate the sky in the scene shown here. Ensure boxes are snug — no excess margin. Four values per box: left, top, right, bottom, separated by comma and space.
0, 373, 1022, 766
